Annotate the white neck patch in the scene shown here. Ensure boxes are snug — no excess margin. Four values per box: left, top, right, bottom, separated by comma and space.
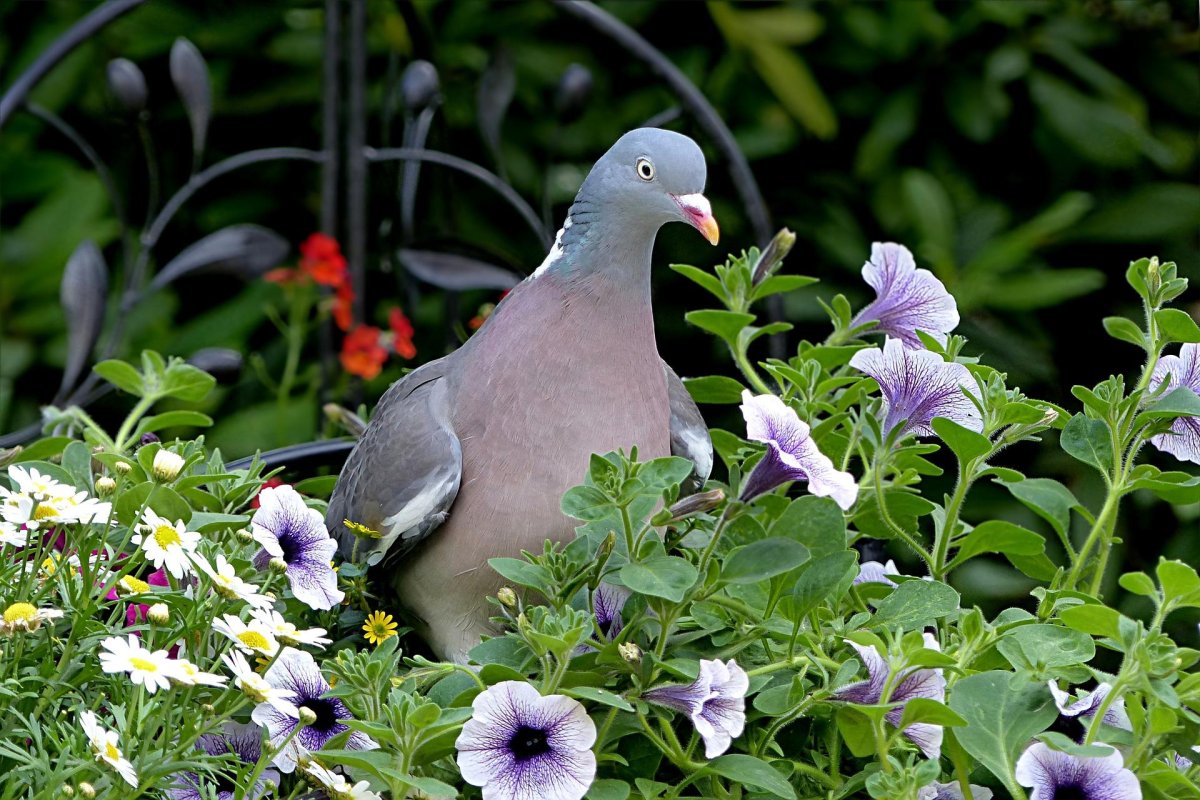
531, 216, 572, 279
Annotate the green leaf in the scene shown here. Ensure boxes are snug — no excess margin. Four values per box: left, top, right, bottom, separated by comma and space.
114, 482, 193, 526
1068, 183, 1200, 243
669, 264, 726, 302
620, 556, 698, 603
1102, 316, 1146, 348
998, 477, 1078, 538
683, 375, 747, 404
749, 274, 818, 302
1060, 413, 1113, 473
487, 558, 552, 593
1142, 386, 1200, 420
94, 359, 145, 396
636, 457, 695, 493
1157, 559, 1200, 607
707, 754, 796, 799
949, 672, 1058, 794
853, 491, 936, 540
1119, 571, 1158, 598
136, 410, 214, 435
871, 580, 960, 630
769, 495, 847, 558
1155, 308, 1200, 343
1059, 604, 1123, 640
932, 416, 992, 463
996, 624, 1096, 670
10, 437, 73, 462
561, 486, 616, 521
564, 686, 634, 712
685, 310, 756, 347
746, 39, 836, 140
949, 520, 1045, 568
722, 538, 810, 584
899, 697, 967, 730
160, 361, 217, 402
791, 550, 858, 618
188, 512, 249, 534
586, 779, 632, 800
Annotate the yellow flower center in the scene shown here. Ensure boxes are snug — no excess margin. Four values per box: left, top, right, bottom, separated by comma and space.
129, 657, 158, 672
104, 742, 121, 761
3, 603, 37, 624
32, 503, 59, 520
120, 576, 151, 594
152, 524, 181, 548
238, 631, 270, 651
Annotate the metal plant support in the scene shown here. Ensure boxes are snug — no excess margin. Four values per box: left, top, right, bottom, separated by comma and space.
0, 0, 774, 469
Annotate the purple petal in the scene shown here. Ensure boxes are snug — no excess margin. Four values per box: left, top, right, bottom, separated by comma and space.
854, 560, 900, 586
849, 338, 982, 438
834, 640, 890, 704
592, 583, 630, 639
1016, 742, 1142, 800
1048, 682, 1131, 732
1148, 345, 1200, 464
851, 242, 959, 348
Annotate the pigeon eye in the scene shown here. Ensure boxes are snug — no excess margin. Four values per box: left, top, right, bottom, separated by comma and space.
635, 158, 655, 181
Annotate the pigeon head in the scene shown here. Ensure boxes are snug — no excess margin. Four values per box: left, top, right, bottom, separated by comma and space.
579, 128, 719, 246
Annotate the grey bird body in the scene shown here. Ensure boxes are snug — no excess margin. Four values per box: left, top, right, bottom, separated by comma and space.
327, 128, 716, 662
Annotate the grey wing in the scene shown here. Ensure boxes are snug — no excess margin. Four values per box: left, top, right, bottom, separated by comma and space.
326, 358, 461, 567
663, 360, 713, 494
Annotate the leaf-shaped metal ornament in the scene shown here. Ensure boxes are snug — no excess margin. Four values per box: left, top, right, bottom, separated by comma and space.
149, 224, 289, 291
106, 58, 147, 113
169, 37, 212, 167
397, 250, 521, 292
476, 48, 515, 173
58, 240, 109, 398
186, 348, 243, 384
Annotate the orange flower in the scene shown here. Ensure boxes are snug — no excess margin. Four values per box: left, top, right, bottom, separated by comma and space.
332, 281, 355, 332
340, 325, 388, 380
264, 267, 302, 284
468, 302, 496, 330
299, 233, 348, 287
389, 307, 417, 360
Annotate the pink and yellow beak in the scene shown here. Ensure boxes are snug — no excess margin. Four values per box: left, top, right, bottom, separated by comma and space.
674, 193, 720, 246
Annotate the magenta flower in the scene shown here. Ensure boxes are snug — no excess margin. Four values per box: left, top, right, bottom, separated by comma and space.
739, 391, 858, 510
1016, 742, 1141, 800
833, 633, 946, 759
1148, 343, 1200, 463
849, 338, 982, 439
644, 658, 748, 758
455, 681, 597, 800
850, 242, 959, 348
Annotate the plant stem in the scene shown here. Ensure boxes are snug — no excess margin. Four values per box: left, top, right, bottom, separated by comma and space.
731, 344, 773, 395
114, 394, 156, 451
869, 455, 931, 569
931, 462, 973, 581
1064, 488, 1121, 593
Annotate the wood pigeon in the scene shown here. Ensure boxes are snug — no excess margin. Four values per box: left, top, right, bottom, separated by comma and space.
326, 128, 717, 662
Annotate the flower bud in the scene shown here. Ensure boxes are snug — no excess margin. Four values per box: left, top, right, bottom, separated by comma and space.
751, 228, 797, 287
236, 527, 255, 542
95, 476, 117, 496
59, 785, 74, 797
152, 449, 184, 481
667, 488, 726, 521
497, 587, 518, 608
140, 432, 161, 447
268, 557, 289, 574
298, 706, 318, 726
78, 784, 96, 800
106, 58, 147, 113
147, 603, 170, 625
201, 703, 215, 714
1041, 408, 1059, 426
113, 461, 132, 474
618, 642, 642, 663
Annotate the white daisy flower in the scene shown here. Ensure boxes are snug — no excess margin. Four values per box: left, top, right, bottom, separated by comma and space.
250, 608, 331, 649
0, 602, 64, 635
172, 657, 229, 687
222, 651, 298, 718
132, 509, 200, 579
79, 710, 138, 788
0, 520, 29, 548
1, 489, 111, 529
24, 552, 82, 580
213, 614, 280, 657
7, 465, 75, 498
192, 552, 272, 609
304, 763, 383, 800
99, 634, 186, 694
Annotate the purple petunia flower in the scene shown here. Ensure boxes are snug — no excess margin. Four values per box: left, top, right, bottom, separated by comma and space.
849, 338, 982, 439
1047, 681, 1132, 736
250, 648, 377, 773
455, 681, 597, 800
739, 391, 859, 510
167, 722, 279, 800
644, 658, 749, 759
1148, 343, 1200, 464
1016, 742, 1141, 800
833, 633, 946, 760
593, 582, 630, 640
850, 242, 959, 348
854, 559, 900, 587
251, 485, 344, 610
919, 782, 993, 800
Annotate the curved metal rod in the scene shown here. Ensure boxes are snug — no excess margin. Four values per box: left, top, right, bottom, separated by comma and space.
553, 0, 771, 247
366, 147, 552, 250
224, 439, 355, 472
0, 0, 148, 129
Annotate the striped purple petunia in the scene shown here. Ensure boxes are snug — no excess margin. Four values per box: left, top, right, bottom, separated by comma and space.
167, 722, 278, 800
251, 484, 344, 610
1047, 681, 1132, 737
455, 681, 597, 800
850, 242, 959, 348
738, 391, 859, 510
1148, 343, 1200, 464
1016, 742, 1141, 800
849, 337, 982, 439
250, 648, 377, 773
643, 658, 749, 759
833, 633, 946, 760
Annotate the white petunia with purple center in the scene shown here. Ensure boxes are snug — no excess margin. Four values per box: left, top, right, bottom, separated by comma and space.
1148, 343, 1200, 464
738, 391, 859, 510
251, 485, 344, 610
455, 680, 597, 800
643, 658, 749, 759
167, 722, 279, 800
250, 647, 376, 773
849, 338, 982, 440
1048, 681, 1132, 737
1015, 742, 1141, 800
833, 633, 946, 759
850, 242, 960, 348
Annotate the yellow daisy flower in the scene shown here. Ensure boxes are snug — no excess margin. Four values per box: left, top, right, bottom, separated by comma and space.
362, 610, 398, 646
